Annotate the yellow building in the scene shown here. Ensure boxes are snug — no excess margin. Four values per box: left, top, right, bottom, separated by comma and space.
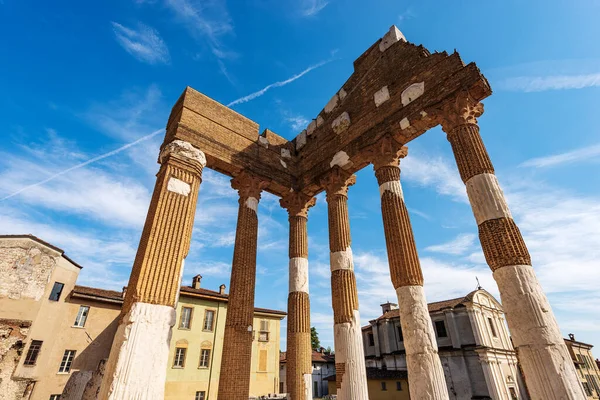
0, 235, 285, 400
165, 276, 285, 400
326, 368, 410, 400
565, 334, 600, 399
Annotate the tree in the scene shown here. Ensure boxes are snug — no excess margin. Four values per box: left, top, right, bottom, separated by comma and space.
311, 327, 320, 351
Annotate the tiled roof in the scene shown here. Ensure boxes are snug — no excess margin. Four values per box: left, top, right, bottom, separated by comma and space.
280, 350, 335, 364
0, 234, 83, 269
373, 290, 481, 322
179, 286, 286, 316
72, 285, 124, 303
325, 368, 408, 381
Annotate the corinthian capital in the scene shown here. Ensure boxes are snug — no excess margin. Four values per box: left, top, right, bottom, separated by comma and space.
159, 140, 206, 168
320, 167, 356, 199
280, 192, 316, 218
231, 171, 270, 203
365, 136, 408, 170
439, 92, 484, 134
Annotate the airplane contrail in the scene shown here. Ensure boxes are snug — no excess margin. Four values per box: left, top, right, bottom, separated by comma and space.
0, 129, 163, 202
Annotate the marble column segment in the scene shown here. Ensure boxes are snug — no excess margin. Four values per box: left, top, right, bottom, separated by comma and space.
440, 92, 585, 400
319, 167, 369, 400
368, 136, 450, 400
99, 140, 206, 400
280, 192, 317, 400
217, 171, 269, 400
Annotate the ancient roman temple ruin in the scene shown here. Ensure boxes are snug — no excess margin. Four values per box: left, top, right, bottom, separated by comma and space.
98, 26, 586, 400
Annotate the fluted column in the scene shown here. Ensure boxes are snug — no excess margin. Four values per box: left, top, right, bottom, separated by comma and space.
280, 192, 316, 400
218, 171, 269, 400
367, 137, 449, 400
99, 140, 206, 400
320, 167, 369, 400
440, 93, 585, 400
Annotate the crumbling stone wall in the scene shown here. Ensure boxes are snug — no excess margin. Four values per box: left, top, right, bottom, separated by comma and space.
81, 359, 106, 400
0, 319, 34, 400
0, 239, 59, 301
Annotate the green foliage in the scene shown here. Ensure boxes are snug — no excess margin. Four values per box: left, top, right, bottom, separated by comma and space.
311, 326, 320, 351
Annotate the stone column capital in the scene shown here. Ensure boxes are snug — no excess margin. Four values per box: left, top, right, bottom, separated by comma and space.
280, 192, 317, 218
366, 136, 408, 170
159, 140, 206, 175
319, 167, 356, 199
231, 171, 270, 204
439, 92, 484, 134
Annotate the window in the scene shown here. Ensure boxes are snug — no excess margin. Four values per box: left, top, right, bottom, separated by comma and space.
259, 320, 269, 342
49, 282, 65, 301
434, 320, 448, 338
203, 310, 215, 331
173, 347, 186, 368
49, 395, 61, 400
582, 382, 592, 396
488, 317, 497, 337
58, 350, 76, 373
195, 391, 205, 400
258, 349, 267, 372
381, 382, 387, 391
199, 349, 211, 368
73, 306, 90, 327
180, 307, 193, 329
367, 333, 375, 346
24, 340, 43, 366
396, 381, 402, 391
397, 325, 404, 342
509, 387, 518, 400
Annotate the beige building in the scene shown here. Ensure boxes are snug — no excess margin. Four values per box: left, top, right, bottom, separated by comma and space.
0, 235, 285, 400
362, 289, 528, 400
565, 334, 600, 398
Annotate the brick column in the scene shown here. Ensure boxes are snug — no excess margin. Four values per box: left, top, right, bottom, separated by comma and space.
368, 137, 449, 400
99, 140, 205, 400
218, 171, 268, 400
320, 167, 369, 400
280, 192, 316, 400
440, 93, 585, 399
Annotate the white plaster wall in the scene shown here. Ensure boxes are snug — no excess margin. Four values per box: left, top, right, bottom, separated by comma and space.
98, 302, 176, 400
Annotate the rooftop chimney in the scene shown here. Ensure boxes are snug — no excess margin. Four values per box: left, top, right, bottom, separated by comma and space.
122, 286, 127, 299
381, 302, 398, 314
568, 333, 575, 341
219, 284, 226, 295
192, 275, 202, 289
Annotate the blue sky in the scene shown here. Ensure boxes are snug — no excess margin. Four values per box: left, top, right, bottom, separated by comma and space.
1, 0, 600, 352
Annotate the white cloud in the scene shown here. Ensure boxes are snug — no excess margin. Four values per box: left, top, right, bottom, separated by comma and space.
285, 115, 310, 132
111, 22, 170, 64
300, 0, 328, 16
227, 59, 332, 107
520, 143, 600, 168
424, 233, 476, 256
401, 152, 467, 203
499, 73, 600, 92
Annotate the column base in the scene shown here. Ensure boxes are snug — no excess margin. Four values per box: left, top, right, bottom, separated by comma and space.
396, 285, 450, 400
334, 310, 369, 400
493, 265, 584, 399
98, 302, 176, 400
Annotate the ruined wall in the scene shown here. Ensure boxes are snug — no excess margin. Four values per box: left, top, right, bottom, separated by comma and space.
0, 238, 61, 322
0, 319, 34, 400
